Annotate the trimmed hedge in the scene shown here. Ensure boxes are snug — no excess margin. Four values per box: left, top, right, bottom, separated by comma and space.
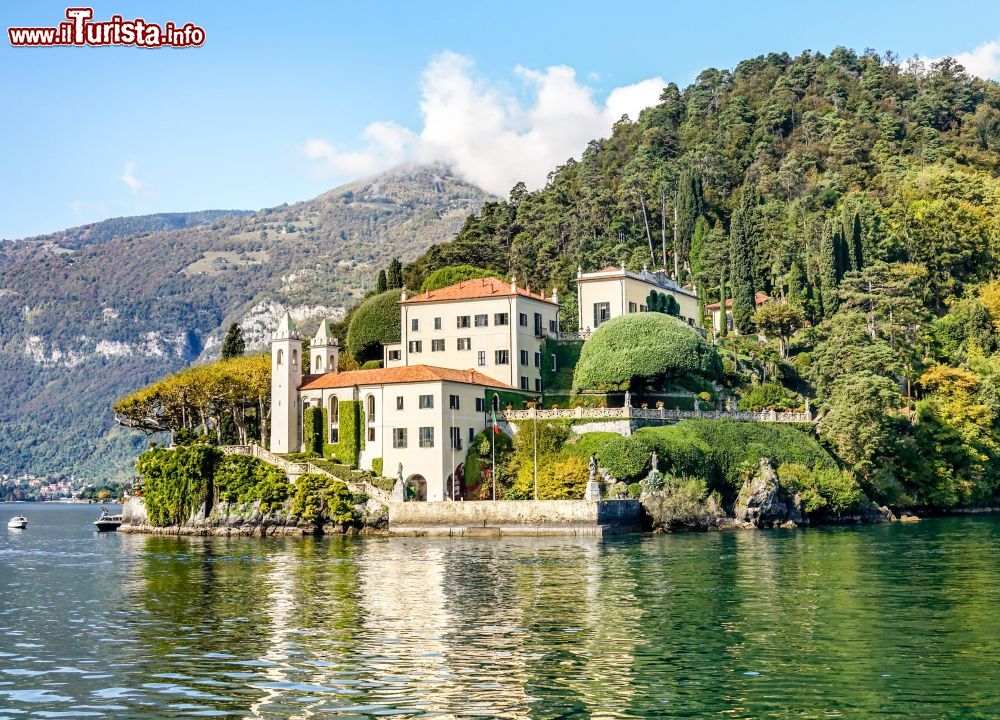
371, 457, 383, 476
573, 313, 722, 392
346, 289, 402, 363
303, 406, 325, 456
541, 338, 582, 394
324, 400, 362, 467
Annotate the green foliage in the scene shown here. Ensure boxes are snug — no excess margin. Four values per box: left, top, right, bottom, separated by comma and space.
371, 457, 383, 476
419, 265, 493, 292
739, 382, 798, 411
324, 400, 361, 467
564, 432, 652, 481
290, 472, 359, 526
135, 444, 220, 526
220, 323, 246, 360
512, 452, 588, 500
540, 337, 582, 394
303, 407, 325, 456
361, 359, 382, 370
213, 454, 290, 512
573, 313, 722, 392
386, 257, 403, 289
376, 269, 388, 293
465, 429, 514, 498
777, 463, 863, 514
345, 289, 402, 363
729, 181, 758, 334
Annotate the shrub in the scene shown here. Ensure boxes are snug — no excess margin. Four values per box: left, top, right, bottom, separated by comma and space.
573, 313, 722, 392
361, 359, 382, 370
136, 444, 220, 527
371, 457, 383, 476
512, 453, 588, 500
739, 382, 797, 411
777, 463, 864, 514
345, 289, 402, 363
419, 265, 494, 292
290, 472, 359, 526
324, 400, 361, 467
214, 454, 290, 512
465, 430, 514, 497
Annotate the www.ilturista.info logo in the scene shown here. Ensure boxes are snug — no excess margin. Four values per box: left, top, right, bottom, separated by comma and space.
8, 7, 205, 48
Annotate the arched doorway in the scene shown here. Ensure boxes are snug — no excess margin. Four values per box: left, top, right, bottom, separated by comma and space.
492, 393, 500, 412
406, 474, 427, 502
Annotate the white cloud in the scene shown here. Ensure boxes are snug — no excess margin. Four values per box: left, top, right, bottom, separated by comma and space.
121, 161, 142, 194
300, 52, 666, 195
915, 38, 1000, 80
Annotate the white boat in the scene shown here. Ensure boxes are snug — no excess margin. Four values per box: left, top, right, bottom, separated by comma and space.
7, 516, 27, 529
93, 510, 122, 532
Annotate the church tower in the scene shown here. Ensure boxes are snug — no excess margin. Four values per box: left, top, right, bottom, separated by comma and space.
311, 318, 339, 374
270, 311, 302, 453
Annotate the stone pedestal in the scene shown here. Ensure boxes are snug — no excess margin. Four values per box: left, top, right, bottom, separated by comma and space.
584, 479, 602, 501
391, 479, 407, 503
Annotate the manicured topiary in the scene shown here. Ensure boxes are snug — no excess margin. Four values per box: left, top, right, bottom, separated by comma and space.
324, 400, 361, 467
303, 406, 325, 456
419, 265, 494, 293
572, 313, 722, 392
346, 289, 402, 363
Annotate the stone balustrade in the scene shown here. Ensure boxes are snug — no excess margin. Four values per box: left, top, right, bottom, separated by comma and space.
500, 407, 814, 424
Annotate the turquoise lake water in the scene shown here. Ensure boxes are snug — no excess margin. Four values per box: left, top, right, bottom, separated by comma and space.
1, 502, 998, 718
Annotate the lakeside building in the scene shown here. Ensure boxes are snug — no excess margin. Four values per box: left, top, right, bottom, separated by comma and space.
271, 277, 553, 500
705, 292, 771, 334
573, 266, 699, 332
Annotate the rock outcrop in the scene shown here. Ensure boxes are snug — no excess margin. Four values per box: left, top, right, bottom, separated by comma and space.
733, 458, 806, 528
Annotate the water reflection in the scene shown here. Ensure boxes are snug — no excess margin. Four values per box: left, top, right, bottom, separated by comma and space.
2, 504, 1000, 719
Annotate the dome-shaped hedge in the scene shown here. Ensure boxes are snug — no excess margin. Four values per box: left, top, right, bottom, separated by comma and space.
573, 313, 722, 392
346, 289, 402, 363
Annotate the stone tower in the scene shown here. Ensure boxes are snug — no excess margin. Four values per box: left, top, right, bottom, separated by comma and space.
311, 318, 339, 374
270, 311, 302, 453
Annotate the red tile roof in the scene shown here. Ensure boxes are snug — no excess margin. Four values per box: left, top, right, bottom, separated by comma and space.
401, 277, 558, 305
705, 292, 771, 312
299, 364, 513, 391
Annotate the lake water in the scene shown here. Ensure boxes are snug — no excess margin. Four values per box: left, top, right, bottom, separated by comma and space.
1, 503, 998, 718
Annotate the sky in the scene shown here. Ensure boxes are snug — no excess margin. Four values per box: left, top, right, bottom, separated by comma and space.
4, 0, 1000, 239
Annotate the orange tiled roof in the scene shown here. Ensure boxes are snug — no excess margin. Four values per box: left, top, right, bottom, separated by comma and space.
401, 277, 558, 305
705, 292, 771, 312
299, 364, 513, 391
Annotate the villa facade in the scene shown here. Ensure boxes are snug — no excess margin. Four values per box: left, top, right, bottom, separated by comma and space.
574, 266, 700, 332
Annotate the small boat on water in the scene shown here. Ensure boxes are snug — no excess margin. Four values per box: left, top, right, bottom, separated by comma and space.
93, 508, 122, 532
7, 516, 27, 530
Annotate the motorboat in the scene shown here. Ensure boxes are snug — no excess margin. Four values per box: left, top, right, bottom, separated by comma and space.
7, 516, 27, 529
93, 509, 122, 532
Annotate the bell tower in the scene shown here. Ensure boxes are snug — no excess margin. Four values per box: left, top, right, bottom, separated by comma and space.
270, 311, 302, 453
311, 318, 339, 374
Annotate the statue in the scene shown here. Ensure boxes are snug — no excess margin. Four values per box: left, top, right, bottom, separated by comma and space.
623, 390, 632, 408
650, 450, 658, 472
391, 463, 406, 502
585, 454, 601, 501
589, 454, 597, 482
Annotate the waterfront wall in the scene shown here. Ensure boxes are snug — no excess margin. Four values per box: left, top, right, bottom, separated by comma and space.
388, 499, 643, 537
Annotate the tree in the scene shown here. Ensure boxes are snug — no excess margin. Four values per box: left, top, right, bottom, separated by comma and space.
818, 221, 840, 317
419, 265, 493, 293
376, 269, 388, 293
819, 372, 900, 481
675, 168, 703, 277
345, 289, 402, 363
729, 181, 758, 334
573, 313, 722, 393
752, 301, 805, 358
220, 323, 245, 360
386, 257, 403, 289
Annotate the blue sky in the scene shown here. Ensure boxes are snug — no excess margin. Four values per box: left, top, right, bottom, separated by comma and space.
3, 0, 1000, 239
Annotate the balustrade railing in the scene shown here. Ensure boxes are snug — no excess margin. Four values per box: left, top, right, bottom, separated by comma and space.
500, 407, 813, 424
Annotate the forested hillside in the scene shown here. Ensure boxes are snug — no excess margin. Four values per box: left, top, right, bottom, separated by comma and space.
408, 48, 1000, 509
0, 165, 490, 480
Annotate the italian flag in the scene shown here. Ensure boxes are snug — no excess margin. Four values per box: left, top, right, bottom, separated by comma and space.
492, 407, 500, 434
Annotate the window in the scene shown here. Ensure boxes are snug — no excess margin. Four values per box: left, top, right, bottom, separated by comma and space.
629, 301, 638, 313
476, 397, 485, 412
551, 354, 558, 372
392, 428, 407, 448
594, 302, 611, 327
535, 378, 542, 392
395, 396, 404, 410
291, 349, 298, 368
432, 339, 445, 352
477, 350, 486, 366
366, 394, 375, 423
475, 313, 488, 327
534, 312, 543, 337
329, 397, 339, 443
640, 305, 647, 312
519, 349, 529, 366
449, 394, 460, 410
457, 337, 471, 351
534, 352, 541, 368
450, 426, 462, 450
411, 318, 419, 332
419, 426, 434, 448
519, 312, 528, 327
419, 394, 434, 409
495, 349, 509, 365
494, 312, 509, 326
520, 376, 529, 390
469, 427, 475, 442
368, 427, 375, 442
276, 349, 284, 365
408, 340, 422, 353
457, 315, 471, 328
434, 316, 442, 330
388, 349, 401, 361
549, 319, 557, 333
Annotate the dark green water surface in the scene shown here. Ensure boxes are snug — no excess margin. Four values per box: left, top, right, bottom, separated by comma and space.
1, 503, 998, 718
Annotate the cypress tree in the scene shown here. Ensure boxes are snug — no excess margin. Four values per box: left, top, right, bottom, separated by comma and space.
729, 180, 758, 334
818, 221, 839, 317
386, 258, 403, 289
376, 269, 388, 293
220, 323, 245, 360
850, 213, 863, 271
718, 272, 729, 337
675, 169, 703, 274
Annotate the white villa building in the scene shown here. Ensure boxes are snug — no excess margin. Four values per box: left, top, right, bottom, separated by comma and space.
574, 266, 700, 332
270, 277, 556, 501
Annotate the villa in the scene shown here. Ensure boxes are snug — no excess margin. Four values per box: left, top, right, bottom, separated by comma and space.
573, 265, 699, 332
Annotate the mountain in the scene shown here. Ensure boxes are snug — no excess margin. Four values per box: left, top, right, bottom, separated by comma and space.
0, 165, 491, 480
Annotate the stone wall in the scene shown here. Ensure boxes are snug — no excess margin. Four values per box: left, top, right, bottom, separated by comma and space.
388, 499, 643, 537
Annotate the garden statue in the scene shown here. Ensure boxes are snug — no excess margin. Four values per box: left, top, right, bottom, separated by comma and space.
624, 390, 632, 408
585, 454, 601, 501
391, 463, 406, 502
589, 454, 597, 482
650, 450, 658, 472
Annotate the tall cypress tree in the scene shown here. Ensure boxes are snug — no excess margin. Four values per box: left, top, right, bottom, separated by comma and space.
850, 213, 863, 271
729, 181, 758, 334
386, 258, 403, 289
675, 169, 703, 276
221, 323, 245, 360
818, 221, 839, 317
376, 269, 388, 293
718, 272, 729, 337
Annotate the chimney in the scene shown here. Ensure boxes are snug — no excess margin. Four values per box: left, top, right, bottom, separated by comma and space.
511, 275, 517, 293
552, 286, 559, 303
401, 286, 408, 301
577, 264, 583, 279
